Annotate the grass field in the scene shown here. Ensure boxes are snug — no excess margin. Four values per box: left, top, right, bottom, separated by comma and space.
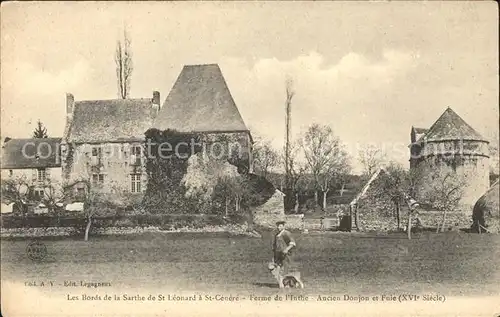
2, 230, 500, 297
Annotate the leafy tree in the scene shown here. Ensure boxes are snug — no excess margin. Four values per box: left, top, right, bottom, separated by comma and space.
143, 129, 202, 213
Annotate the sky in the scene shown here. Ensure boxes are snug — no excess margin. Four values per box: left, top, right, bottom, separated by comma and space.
1, 2, 498, 173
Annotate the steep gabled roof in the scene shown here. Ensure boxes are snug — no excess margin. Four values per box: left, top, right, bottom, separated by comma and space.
152, 64, 248, 133
67, 98, 155, 143
350, 168, 386, 206
1, 138, 62, 169
420, 107, 487, 143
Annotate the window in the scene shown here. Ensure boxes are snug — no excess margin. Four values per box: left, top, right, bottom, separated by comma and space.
131, 174, 142, 193
132, 145, 142, 156
131, 145, 142, 165
37, 169, 46, 182
76, 187, 86, 201
92, 173, 105, 185
92, 146, 102, 157
35, 189, 45, 200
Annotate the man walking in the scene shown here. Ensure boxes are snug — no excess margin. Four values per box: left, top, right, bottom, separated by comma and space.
271, 221, 303, 288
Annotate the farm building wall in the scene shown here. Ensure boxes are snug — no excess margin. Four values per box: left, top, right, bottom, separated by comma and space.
61, 142, 148, 196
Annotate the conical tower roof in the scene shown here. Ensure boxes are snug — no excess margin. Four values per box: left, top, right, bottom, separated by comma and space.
421, 107, 487, 142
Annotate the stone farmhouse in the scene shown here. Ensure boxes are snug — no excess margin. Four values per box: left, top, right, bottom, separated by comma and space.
60, 93, 160, 196
409, 107, 490, 207
1, 137, 63, 200
60, 63, 252, 197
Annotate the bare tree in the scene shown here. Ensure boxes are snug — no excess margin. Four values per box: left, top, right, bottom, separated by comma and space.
380, 162, 410, 230
67, 179, 106, 241
252, 136, 280, 178
40, 179, 65, 212
32, 120, 48, 138
115, 28, 133, 99
1, 175, 30, 211
284, 78, 295, 191
281, 141, 308, 213
301, 124, 351, 210
419, 170, 467, 233
359, 144, 386, 177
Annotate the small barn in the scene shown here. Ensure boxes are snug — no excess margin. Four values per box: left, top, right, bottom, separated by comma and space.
349, 168, 402, 232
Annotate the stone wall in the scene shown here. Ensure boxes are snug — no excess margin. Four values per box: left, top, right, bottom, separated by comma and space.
252, 190, 306, 229
355, 206, 473, 232
1, 167, 63, 203
414, 140, 490, 208
355, 205, 400, 232
413, 210, 472, 229
254, 213, 304, 230
62, 142, 148, 195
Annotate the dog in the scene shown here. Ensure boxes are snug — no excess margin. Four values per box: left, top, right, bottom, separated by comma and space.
268, 262, 304, 289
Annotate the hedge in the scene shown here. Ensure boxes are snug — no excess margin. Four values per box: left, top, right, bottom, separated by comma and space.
0, 213, 235, 229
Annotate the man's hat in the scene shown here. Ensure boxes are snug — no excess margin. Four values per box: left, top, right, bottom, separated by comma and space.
276, 221, 286, 226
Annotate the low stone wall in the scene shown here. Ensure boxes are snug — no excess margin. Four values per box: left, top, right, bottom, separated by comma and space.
355, 207, 473, 232
414, 210, 472, 229
0, 224, 258, 239
253, 213, 304, 230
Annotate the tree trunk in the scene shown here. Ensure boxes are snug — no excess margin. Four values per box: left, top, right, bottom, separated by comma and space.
339, 183, 346, 197
225, 197, 229, 216
314, 191, 318, 207
246, 207, 254, 232
294, 193, 299, 213
439, 210, 448, 233
407, 212, 412, 240
84, 214, 92, 241
322, 189, 328, 211
354, 206, 359, 231
396, 201, 400, 229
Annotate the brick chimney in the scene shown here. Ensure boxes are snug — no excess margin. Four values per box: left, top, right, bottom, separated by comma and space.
152, 91, 160, 108
66, 93, 75, 117
151, 91, 160, 118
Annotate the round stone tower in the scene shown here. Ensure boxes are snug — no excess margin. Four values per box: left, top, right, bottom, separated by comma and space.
409, 107, 490, 209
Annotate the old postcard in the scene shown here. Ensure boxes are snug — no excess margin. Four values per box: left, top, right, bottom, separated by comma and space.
1, 1, 499, 316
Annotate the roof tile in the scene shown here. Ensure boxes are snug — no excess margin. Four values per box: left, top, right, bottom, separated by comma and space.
1, 138, 62, 169
153, 64, 248, 133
